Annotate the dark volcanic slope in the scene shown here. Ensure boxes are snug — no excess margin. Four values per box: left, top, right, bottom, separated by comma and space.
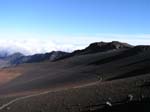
0, 42, 150, 112
0, 44, 150, 95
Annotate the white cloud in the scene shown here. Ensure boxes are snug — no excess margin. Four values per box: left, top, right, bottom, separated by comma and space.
0, 38, 87, 55
0, 33, 150, 55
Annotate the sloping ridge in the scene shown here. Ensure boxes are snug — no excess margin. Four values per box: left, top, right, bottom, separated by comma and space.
72, 41, 133, 55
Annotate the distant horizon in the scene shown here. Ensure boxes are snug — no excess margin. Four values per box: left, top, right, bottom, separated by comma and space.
0, 37, 149, 56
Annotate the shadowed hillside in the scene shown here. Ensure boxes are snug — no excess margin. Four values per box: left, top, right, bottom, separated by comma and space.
0, 41, 150, 112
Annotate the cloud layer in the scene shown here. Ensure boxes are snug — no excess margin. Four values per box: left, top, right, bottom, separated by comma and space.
0, 39, 78, 55
0, 38, 90, 55
0, 34, 150, 55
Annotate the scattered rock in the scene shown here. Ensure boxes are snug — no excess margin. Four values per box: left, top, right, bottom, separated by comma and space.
106, 101, 112, 107
127, 94, 133, 102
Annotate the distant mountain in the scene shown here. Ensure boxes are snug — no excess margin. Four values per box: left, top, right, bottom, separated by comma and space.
0, 41, 150, 68
14, 51, 69, 64
5, 52, 24, 63
0, 51, 69, 67
49, 51, 70, 61
6, 51, 69, 64
0, 50, 10, 59
72, 41, 133, 55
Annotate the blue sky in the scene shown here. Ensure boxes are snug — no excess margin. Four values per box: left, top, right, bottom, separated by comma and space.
0, 0, 150, 35
0, 0, 149, 54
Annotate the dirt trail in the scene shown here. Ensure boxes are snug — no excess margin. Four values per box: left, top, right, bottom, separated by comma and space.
0, 81, 100, 110
0, 90, 53, 110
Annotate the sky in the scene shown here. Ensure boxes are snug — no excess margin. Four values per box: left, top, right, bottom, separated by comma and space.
0, 0, 149, 54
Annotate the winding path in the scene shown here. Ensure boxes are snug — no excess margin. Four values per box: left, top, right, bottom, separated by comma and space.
0, 81, 100, 111
0, 90, 53, 110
